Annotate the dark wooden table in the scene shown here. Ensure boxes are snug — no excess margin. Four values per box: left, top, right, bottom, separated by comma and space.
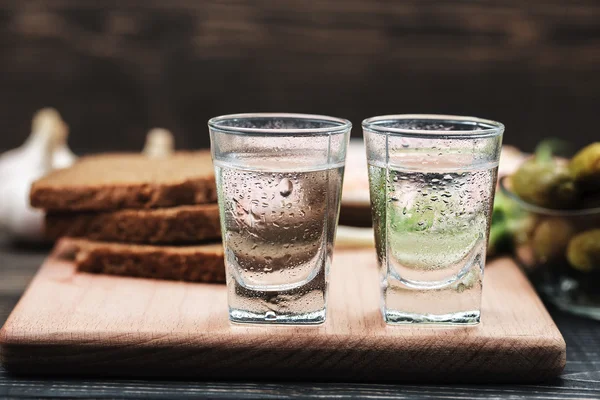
1, 236, 599, 399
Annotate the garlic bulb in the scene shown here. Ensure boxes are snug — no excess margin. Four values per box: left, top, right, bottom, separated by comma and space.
52, 119, 77, 169
0, 108, 76, 241
143, 128, 174, 158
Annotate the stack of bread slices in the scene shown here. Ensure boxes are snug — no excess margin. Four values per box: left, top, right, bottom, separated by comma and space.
30, 151, 225, 283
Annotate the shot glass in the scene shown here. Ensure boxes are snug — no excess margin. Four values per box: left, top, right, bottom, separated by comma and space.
363, 115, 504, 324
209, 113, 351, 324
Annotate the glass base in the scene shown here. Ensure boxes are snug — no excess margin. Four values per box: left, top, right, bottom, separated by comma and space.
229, 308, 326, 325
384, 309, 480, 325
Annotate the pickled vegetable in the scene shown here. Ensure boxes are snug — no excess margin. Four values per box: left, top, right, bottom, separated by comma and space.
488, 190, 535, 257
511, 140, 581, 209
570, 142, 600, 192
532, 218, 574, 264
512, 158, 578, 209
566, 229, 600, 273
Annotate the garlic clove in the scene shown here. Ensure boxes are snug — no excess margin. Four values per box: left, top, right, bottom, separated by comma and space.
53, 144, 78, 170
32, 108, 61, 132
0, 108, 64, 177
0, 146, 26, 177
52, 120, 77, 169
0, 128, 55, 240
0, 107, 76, 241
143, 128, 175, 158
3, 177, 47, 240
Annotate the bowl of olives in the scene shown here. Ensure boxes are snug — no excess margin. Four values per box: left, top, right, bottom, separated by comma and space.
499, 142, 600, 320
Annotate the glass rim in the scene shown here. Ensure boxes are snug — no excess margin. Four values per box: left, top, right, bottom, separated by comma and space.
362, 114, 504, 139
208, 113, 352, 136
499, 176, 600, 216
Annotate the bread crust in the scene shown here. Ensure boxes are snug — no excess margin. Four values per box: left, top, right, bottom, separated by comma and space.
46, 204, 222, 244
66, 238, 225, 283
31, 152, 217, 211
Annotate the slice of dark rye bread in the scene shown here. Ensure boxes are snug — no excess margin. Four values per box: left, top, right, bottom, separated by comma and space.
64, 238, 225, 283
31, 151, 217, 211
45, 204, 222, 244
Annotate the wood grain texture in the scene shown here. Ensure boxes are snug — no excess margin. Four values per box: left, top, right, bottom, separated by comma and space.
0, 242, 565, 383
1, 237, 597, 399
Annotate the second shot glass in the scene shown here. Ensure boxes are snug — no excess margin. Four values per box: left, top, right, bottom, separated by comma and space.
209, 113, 351, 325
363, 115, 504, 325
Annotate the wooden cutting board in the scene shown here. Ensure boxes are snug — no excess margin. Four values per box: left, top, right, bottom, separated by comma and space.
0, 242, 565, 382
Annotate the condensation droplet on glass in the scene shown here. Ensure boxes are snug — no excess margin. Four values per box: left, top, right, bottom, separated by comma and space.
264, 311, 277, 321
279, 178, 293, 197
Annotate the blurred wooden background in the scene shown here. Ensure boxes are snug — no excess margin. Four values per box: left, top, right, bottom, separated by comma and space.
0, 0, 599, 153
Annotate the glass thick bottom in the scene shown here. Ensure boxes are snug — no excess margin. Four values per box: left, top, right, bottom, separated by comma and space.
229, 308, 326, 325
227, 263, 328, 325
382, 262, 483, 326
383, 309, 480, 325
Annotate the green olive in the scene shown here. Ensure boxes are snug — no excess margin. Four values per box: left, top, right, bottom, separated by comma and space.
531, 218, 574, 264
570, 142, 600, 193
512, 158, 579, 209
566, 229, 600, 273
